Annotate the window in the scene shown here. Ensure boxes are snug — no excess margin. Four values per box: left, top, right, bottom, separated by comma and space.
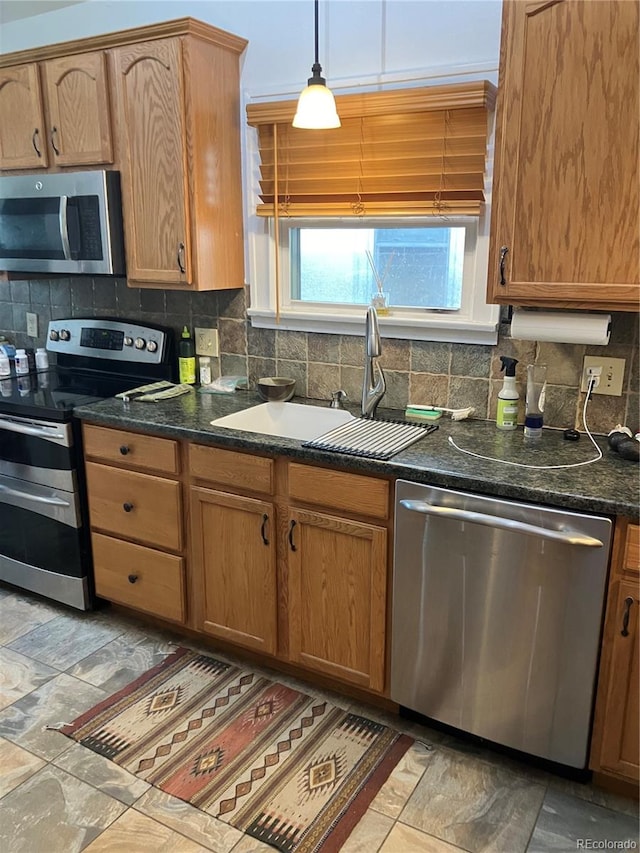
246, 80, 499, 344
293, 223, 467, 310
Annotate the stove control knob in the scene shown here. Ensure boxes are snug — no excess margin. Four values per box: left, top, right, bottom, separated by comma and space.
134, 337, 146, 350
123, 336, 133, 347
146, 340, 158, 353
49, 329, 59, 341
59, 329, 70, 341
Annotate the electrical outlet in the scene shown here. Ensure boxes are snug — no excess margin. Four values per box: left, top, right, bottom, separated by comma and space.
581, 355, 626, 396
195, 327, 219, 357
26, 312, 38, 338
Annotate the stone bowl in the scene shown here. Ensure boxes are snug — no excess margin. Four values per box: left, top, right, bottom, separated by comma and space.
257, 376, 296, 402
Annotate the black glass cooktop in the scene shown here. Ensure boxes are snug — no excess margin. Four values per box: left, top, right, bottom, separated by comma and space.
0, 367, 153, 422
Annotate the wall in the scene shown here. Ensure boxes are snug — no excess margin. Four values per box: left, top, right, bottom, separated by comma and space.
1, 279, 637, 434
1, 1, 638, 434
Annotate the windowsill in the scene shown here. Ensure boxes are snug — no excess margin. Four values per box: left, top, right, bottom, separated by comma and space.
247, 306, 499, 345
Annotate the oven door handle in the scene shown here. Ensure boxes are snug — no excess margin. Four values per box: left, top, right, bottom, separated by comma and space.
0, 415, 69, 445
0, 481, 70, 507
59, 195, 72, 261
399, 500, 604, 548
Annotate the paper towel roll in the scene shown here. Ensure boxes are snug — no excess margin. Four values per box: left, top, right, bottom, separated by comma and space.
510, 310, 611, 345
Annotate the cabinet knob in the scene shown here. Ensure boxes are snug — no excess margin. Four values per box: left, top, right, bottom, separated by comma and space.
128, 574, 138, 584
119, 445, 130, 455
123, 502, 134, 513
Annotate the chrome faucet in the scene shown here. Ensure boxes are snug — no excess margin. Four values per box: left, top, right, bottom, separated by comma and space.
361, 306, 386, 418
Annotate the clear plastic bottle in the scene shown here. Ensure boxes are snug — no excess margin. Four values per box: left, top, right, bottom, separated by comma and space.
14, 349, 29, 375
35, 348, 49, 371
199, 356, 212, 386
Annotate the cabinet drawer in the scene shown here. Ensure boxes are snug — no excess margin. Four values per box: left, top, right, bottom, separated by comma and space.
85, 462, 182, 551
288, 463, 389, 520
188, 443, 274, 494
624, 525, 640, 577
83, 424, 179, 474
92, 532, 185, 622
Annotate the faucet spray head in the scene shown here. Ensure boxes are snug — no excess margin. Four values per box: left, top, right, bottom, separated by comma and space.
366, 306, 382, 357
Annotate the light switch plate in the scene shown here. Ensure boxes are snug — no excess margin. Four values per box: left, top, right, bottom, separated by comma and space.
26, 312, 38, 338
581, 355, 626, 396
195, 327, 219, 357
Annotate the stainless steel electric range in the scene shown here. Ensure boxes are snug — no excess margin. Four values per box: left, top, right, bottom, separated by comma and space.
0, 318, 175, 610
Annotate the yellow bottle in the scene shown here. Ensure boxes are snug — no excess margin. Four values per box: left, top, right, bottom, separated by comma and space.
178, 326, 196, 385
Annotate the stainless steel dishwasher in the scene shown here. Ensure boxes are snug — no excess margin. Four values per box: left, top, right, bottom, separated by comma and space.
391, 480, 612, 769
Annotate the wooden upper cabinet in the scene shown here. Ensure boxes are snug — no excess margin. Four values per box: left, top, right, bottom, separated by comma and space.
0, 63, 48, 169
112, 30, 246, 290
488, 0, 640, 311
41, 52, 113, 166
112, 38, 191, 286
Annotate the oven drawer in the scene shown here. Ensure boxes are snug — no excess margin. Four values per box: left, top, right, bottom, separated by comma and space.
83, 425, 179, 474
85, 462, 182, 551
92, 532, 185, 622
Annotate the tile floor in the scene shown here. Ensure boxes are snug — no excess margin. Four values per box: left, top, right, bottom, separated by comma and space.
0, 585, 638, 853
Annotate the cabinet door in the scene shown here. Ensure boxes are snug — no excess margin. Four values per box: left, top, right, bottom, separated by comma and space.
0, 63, 48, 169
41, 52, 113, 166
286, 508, 387, 692
598, 580, 640, 781
488, 0, 639, 310
191, 487, 277, 655
112, 38, 191, 285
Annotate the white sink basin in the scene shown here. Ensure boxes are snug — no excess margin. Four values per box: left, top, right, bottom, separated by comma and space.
210, 402, 355, 441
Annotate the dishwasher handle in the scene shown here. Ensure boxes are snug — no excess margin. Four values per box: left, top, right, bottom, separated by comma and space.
399, 499, 604, 548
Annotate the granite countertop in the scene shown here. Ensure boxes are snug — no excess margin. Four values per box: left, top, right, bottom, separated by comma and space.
74, 389, 640, 518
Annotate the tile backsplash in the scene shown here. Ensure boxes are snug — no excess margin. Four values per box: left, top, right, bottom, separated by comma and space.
1, 277, 637, 434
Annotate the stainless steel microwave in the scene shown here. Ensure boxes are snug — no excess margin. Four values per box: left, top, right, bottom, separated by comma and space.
0, 170, 125, 275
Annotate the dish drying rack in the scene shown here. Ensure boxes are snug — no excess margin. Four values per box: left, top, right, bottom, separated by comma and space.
302, 417, 438, 461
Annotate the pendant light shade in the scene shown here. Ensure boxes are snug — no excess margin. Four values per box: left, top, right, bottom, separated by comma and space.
293, 0, 340, 129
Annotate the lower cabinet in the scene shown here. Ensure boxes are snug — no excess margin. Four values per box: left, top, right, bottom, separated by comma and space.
83, 424, 186, 624
190, 486, 277, 655
83, 426, 393, 696
188, 441, 391, 694
91, 532, 185, 623
286, 508, 387, 692
591, 520, 640, 784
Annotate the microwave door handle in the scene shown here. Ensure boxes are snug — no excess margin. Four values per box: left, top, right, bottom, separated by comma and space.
0, 482, 70, 507
398, 500, 604, 548
59, 195, 72, 260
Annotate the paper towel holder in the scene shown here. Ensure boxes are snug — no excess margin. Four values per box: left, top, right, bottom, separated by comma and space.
509, 307, 612, 346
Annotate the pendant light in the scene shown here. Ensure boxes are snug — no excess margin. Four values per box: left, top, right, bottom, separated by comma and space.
293, 0, 341, 129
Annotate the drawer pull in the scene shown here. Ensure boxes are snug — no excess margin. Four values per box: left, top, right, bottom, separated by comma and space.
621, 596, 634, 637
288, 519, 297, 552
119, 445, 130, 455
260, 513, 270, 546
123, 502, 134, 513
128, 574, 138, 584
32, 128, 42, 157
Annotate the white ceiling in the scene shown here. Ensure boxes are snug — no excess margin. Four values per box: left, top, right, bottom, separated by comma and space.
0, 0, 85, 26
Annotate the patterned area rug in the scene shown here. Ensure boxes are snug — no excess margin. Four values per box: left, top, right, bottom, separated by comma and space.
61, 647, 413, 852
